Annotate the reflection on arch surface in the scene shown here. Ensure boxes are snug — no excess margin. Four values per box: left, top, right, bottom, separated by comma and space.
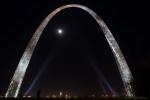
5, 4, 135, 97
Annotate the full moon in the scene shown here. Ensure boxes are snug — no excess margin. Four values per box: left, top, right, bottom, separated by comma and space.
57, 29, 63, 35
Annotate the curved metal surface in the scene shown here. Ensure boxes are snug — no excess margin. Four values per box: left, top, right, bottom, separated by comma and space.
5, 4, 134, 97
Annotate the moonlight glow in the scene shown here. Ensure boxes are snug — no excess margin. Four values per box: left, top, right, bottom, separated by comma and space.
57, 29, 63, 35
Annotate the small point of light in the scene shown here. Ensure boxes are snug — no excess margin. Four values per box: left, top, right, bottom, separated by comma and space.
27, 96, 31, 98
59, 91, 63, 97
46, 96, 49, 98
52, 94, 56, 98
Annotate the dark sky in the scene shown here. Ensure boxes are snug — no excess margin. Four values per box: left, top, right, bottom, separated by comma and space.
0, 0, 149, 97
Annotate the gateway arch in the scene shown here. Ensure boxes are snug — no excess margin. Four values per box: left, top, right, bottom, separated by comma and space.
5, 4, 135, 97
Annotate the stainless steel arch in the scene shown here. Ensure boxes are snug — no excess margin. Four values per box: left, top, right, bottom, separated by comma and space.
5, 4, 135, 97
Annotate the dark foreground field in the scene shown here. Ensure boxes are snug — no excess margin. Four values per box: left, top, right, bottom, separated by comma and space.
0, 97, 148, 100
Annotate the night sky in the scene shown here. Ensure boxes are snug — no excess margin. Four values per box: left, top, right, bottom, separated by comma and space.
0, 0, 150, 97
